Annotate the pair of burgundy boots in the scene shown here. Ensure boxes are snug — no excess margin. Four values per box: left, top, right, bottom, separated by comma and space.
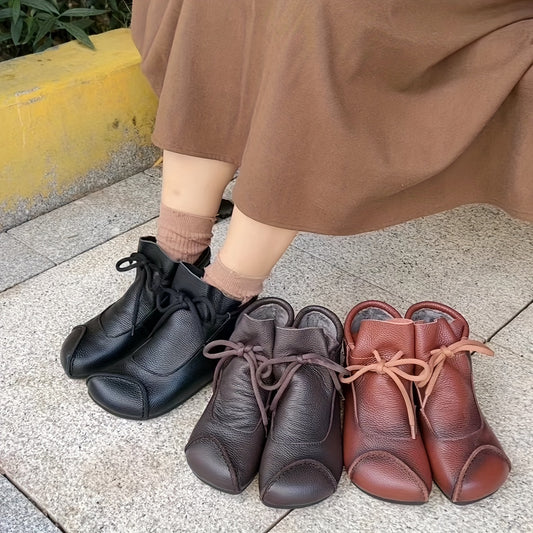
185, 297, 348, 508
341, 300, 511, 505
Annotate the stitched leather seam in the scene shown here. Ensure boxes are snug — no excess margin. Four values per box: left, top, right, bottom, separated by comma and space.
132, 320, 231, 377
262, 460, 337, 497
269, 393, 340, 445
349, 451, 428, 499
90, 375, 148, 419
453, 444, 511, 502
67, 326, 86, 375
186, 436, 239, 491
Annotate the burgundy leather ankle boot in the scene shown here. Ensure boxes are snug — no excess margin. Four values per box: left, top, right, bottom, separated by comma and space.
341, 301, 433, 504
406, 301, 511, 504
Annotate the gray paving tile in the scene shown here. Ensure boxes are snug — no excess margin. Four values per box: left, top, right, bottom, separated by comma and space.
264, 246, 408, 321
293, 205, 533, 340
7, 172, 162, 265
0, 220, 285, 533
271, 344, 532, 533
2, 202, 530, 532
0, 475, 60, 533
0, 232, 54, 292
490, 303, 533, 363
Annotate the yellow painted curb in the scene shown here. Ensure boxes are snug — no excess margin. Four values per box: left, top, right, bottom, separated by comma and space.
0, 29, 159, 231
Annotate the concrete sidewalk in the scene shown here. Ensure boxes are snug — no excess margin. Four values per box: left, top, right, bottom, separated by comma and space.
0, 168, 531, 532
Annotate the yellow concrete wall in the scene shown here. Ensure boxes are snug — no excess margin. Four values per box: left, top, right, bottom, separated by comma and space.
0, 29, 159, 230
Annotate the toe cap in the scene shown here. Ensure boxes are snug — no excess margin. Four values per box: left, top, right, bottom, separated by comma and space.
60, 326, 86, 378
452, 445, 511, 503
348, 451, 430, 503
185, 438, 241, 494
261, 460, 337, 508
87, 375, 147, 420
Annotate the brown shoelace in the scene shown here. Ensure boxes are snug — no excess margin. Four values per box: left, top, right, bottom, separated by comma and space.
256, 353, 348, 416
203, 340, 271, 427
340, 349, 431, 439
417, 338, 494, 409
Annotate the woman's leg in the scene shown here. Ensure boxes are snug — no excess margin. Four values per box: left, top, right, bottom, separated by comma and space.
161, 150, 237, 216
157, 150, 237, 263
204, 206, 298, 301
158, 150, 297, 300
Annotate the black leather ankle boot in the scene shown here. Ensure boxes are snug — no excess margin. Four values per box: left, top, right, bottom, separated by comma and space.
86, 262, 247, 420
60, 236, 210, 379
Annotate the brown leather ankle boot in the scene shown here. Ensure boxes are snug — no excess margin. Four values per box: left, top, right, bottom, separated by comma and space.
341, 301, 433, 504
406, 301, 511, 504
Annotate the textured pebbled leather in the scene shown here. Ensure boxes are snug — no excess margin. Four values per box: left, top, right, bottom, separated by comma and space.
258, 306, 344, 509
185, 298, 295, 494
342, 301, 433, 504
406, 301, 511, 504
60, 236, 210, 378
86, 262, 243, 420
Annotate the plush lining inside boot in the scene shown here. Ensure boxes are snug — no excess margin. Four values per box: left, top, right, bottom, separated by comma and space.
410, 308, 452, 323
249, 303, 291, 327
351, 307, 394, 335
298, 311, 335, 337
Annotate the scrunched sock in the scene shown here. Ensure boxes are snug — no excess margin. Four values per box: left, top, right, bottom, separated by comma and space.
203, 255, 265, 303
157, 203, 215, 263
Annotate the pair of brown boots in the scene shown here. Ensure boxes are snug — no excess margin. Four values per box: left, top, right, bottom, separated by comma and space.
341, 300, 511, 504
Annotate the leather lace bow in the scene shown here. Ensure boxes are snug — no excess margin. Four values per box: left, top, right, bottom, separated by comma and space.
155, 287, 217, 333
418, 338, 494, 409
203, 340, 270, 427
256, 353, 348, 417
116, 252, 165, 335
340, 349, 431, 439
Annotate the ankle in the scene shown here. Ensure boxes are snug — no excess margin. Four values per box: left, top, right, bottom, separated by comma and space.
157, 204, 215, 263
203, 256, 265, 302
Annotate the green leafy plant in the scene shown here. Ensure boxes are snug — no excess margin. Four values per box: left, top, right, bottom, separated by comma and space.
0, 0, 132, 61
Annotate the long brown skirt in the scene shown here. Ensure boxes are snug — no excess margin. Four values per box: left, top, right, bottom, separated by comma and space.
131, 1, 533, 235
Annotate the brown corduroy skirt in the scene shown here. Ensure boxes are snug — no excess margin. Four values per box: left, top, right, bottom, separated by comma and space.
131, 0, 533, 235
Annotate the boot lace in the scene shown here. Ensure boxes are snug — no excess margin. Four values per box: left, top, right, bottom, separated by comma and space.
256, 353, 348, 418
417, 338, 494, 409
116, 252, 166, 336
153, 286, 217, 333
203, 340, 270, 427
340, 349, 431, 439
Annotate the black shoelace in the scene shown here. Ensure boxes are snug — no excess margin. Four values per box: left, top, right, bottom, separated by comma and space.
152, 286, 218, 333
115, 252, 166, 336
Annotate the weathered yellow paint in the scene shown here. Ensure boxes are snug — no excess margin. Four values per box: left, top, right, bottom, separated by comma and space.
0, 29, 158, 226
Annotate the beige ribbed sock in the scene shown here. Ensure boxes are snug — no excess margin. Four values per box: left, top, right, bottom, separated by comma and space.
203, 255, 265, 302
157, 203, 215, 263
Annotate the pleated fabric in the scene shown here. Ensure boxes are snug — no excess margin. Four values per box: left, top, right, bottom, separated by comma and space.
131, 0, 533, 235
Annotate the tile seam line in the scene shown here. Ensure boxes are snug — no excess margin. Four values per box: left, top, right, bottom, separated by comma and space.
290, 243, 409, 303
2, 167, 162, 260
486, 299, 533, 342
0, 216, 161, 294
261, 509, 293, 533
3, 231, 59, 265
0, 472, 67, 533
292, 243, 532, 342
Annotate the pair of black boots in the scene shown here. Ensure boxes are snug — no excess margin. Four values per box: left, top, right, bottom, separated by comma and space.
61, 236, 245, 419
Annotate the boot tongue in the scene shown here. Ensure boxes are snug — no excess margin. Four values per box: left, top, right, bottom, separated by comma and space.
230, 314, 277, 358
413, 317, 467, 363
350, 318, 413, 364
274, 326, 335, 360
138, 237, 177, 278
172, 263, 241, 314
